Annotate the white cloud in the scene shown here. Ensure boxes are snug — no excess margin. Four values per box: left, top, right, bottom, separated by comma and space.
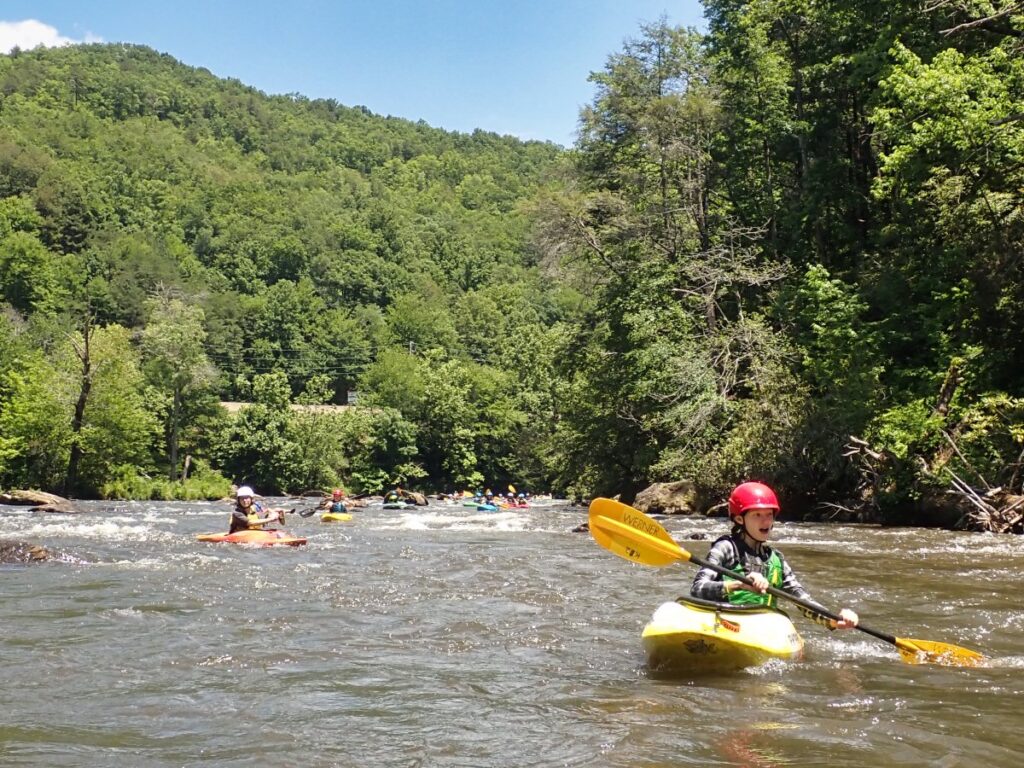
0, 19, 100, 54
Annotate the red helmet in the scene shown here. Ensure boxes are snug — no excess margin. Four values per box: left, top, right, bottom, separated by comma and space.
332, 488, 343, 499
728, 482, 780, 519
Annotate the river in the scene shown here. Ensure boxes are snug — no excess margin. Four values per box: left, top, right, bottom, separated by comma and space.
2, 499, 1022, 767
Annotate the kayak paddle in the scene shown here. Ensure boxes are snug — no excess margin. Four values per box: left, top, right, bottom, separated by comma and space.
588, 497, 985, 667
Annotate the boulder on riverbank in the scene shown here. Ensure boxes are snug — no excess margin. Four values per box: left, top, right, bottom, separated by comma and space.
633, 481, 704, 516
0, 490, 78, 513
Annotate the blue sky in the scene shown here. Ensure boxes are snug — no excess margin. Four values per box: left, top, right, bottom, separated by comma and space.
0, 1, 704, 147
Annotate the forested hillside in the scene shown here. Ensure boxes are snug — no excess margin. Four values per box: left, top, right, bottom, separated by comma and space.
2, 1, 1023, 528
0, 43, 573, 498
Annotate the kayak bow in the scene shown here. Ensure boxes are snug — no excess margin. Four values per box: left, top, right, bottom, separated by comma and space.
320, 512, 353, 523
643, 598, 803, 673
196, 530, 307, 547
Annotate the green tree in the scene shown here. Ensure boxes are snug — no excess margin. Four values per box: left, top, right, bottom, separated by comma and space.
0, 322, 158, 495
286, 409, 346, 492
72, 324, 161, 494
0, 194, 44, 237
413, 354, 520, 490
212, 371, 300, 494
0, 349, 72, 490
0, 42, 568, 498
0, 230, 59, 313
333, 406, 422, 493
383, 288, 460, 355
358, 348, 426, 416
545, 21, 799, 499
141, 293, 218, 481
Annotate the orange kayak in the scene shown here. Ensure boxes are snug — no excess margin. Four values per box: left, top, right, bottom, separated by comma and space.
196, 530, 307, 547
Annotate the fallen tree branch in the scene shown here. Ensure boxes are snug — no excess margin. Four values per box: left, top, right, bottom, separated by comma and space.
946, 469, 998, 520
941, 429, 993, 491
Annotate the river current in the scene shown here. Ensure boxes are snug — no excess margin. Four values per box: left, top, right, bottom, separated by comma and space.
3, 499, 1023, 767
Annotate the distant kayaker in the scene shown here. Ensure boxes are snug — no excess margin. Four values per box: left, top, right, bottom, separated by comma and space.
229, 486, 284, 533
384, 485, 410, 505
327, 488, 348, 514
690, 481, 859, 631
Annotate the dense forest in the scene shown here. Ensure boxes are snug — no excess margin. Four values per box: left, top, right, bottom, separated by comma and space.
1, 2, 1022, 528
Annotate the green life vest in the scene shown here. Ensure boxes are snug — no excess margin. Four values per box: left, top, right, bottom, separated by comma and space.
726, 542, 784, 608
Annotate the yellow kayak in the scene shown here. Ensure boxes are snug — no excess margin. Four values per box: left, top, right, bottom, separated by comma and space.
321, 512, 353, 523
642, 598, 803, 673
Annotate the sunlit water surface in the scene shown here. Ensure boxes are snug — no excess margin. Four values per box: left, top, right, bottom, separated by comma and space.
3, 500, 1023, 767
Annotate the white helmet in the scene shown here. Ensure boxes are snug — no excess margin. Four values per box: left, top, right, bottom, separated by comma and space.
236, 485, 255, 498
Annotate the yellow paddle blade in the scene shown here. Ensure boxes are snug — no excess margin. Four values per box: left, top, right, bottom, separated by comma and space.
893, 637, 985, 667
588, 497, 690, 567
509, 483, 516, 494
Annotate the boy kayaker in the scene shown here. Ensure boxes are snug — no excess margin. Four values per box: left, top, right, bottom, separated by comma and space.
229, 485, 284, 533
690, 481, 859, 630
328, 488, 348, 514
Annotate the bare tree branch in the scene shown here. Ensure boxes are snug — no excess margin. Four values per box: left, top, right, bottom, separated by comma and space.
929, 1, 1024, 37
990, 112, 1024, 127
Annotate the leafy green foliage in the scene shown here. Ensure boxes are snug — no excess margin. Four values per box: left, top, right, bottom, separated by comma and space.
71, 325, 162, 494
0, 43, 566, 498
101, 459, 231, 500
544, 20, 807, 501
1, 16, 1021, 519
141, 293, 217, 480
0, 322, 160, 495
332, 405, 422, 494
0, 231, 59, 313
0, 350, 72, 490
211, 372, 298, 494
